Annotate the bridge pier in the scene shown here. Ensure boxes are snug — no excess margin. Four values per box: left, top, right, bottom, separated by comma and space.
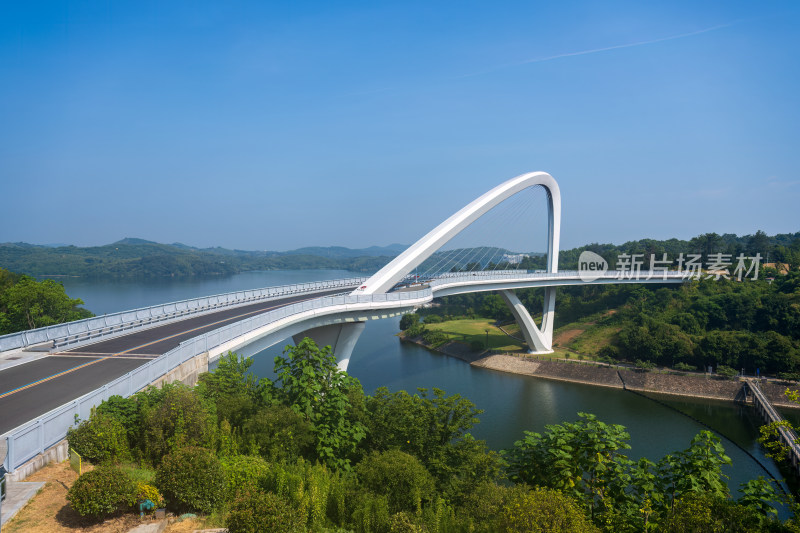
293, 322, 366, 371
499, 287, 556, 353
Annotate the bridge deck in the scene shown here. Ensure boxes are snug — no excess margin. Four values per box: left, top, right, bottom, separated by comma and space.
0, 288, 346, 435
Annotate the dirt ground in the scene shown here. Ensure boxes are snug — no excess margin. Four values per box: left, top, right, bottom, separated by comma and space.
553, 328, 585, 345
4, 461, 214, 533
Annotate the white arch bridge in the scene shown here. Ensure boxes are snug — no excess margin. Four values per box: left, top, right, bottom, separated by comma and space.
0, 172, 685, 473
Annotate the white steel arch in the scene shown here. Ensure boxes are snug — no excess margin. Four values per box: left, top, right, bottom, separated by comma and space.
355, 171, 561, 295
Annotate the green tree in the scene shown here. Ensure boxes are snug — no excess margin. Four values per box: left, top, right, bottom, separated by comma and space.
272, 338, 367, 470
399, 313, 420, 331
362, 387, 502, 503
0, 275, 92, 333
141, 383, 218, 464
196, 351, 265, 427
504, 412, 632, 522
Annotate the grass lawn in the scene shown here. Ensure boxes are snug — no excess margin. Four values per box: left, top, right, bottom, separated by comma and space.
423, 318, 600, 361
424, 318, 526, 352
568, 324, 621, 355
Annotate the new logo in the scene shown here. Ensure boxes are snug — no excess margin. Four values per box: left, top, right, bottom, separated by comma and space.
578, 251, 608, 282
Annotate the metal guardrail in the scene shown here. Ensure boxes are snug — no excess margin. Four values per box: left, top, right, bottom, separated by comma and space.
427, 269, 686, 287
1, 288, 430, 473
748, 380, 800, 460
0, 277, 368, 353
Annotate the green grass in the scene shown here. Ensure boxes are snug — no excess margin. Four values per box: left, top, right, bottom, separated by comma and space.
568, 324, 621, 355
118, 463, 156, 484
424, 318, 526, 352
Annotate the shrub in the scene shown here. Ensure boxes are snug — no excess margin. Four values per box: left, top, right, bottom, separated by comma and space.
67, 411, 130, 464
221, 455, 270, 498
597, 345, 619, 359
390, 511, 426, 532
717, 365, 739, 379
634, 359, 656, 371
356, 450, 435, 514
67, 465, 135, 518
242, 405, 314, 462
96, 395, 140, 443
399, 313, 420, 331
422, 330, 448, 346
133, 482, 165, 510
141, 383, 217, 464
155, 446, 227, 514
423, 314, 443, 324
350, 492, 392, 533
673, 362, 696, 372
258, 458, 341, 529
226, 488, 305, 533
499, 487, 598, 533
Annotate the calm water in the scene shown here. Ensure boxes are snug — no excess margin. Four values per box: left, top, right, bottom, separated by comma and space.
57, 270, 796, 509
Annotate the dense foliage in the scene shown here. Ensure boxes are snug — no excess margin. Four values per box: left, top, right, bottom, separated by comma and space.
67, 411, 130, 463
0, 267, 92, 334
65, 341, 800, 531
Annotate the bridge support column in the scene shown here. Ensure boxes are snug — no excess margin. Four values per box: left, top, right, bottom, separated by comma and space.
499, 288, 555, 353
293, 321, 366, 372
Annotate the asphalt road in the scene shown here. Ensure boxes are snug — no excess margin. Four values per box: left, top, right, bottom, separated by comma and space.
0, 288, 348, 434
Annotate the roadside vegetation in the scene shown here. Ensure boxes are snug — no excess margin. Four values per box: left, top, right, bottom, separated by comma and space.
60, 340, 800, 532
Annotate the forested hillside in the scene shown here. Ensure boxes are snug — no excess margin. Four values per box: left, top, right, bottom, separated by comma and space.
0, 239, 398, 278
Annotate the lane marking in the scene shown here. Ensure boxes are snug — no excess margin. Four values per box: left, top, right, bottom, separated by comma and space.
0, 292, 335, 400
0, 358, 108, 399
107, 294, 325, 357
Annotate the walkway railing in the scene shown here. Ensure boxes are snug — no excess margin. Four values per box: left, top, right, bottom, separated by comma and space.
0, 277, 368, 353
747, 380, 800, 471
1, 288, 429, 473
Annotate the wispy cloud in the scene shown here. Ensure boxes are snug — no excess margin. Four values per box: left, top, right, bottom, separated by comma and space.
457, 22, 735, 79
767, 178, 800, 189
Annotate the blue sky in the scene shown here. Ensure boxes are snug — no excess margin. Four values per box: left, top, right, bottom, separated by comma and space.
1, 1, 798, 251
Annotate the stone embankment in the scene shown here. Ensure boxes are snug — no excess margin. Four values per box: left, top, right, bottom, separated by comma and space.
473, 354, 800, 407
403, 336, 800, 407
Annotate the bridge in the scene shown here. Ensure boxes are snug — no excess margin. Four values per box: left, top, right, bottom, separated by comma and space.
0, 171, 685, 476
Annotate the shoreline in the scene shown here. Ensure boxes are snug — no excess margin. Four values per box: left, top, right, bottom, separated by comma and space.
400, 336, 800, 409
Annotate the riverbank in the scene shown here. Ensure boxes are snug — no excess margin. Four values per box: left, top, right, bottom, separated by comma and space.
401, 336, 800, 409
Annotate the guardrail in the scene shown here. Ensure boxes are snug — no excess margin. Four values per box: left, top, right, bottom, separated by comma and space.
428, 269, 686, 287
748, 380, 800, 466
0, 277, 368, 353
1, 288, 430, 473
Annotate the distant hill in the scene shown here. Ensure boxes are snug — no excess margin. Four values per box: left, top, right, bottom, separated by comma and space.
1, 231, 797, 279
0, 239, 408, 278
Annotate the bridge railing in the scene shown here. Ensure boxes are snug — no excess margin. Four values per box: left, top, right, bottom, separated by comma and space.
1, 287, 431, 473
428, 269, 685, 287
0, 277, 368, 353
